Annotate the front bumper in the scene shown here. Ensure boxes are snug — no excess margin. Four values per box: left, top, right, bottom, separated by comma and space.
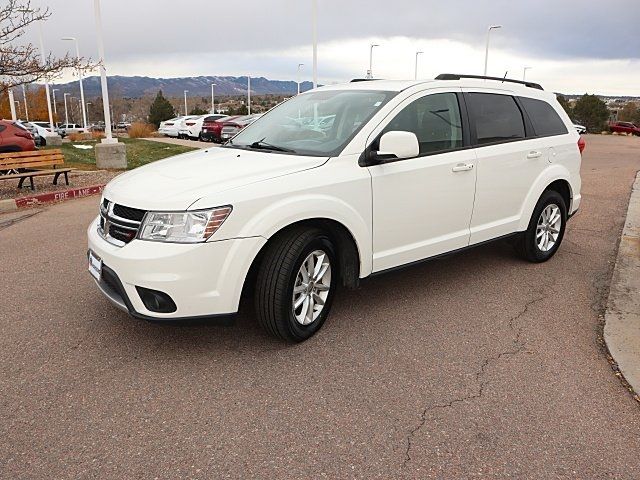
87, 217, 266, 319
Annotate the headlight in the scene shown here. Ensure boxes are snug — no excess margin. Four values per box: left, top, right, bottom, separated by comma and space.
138, 206, 232, 243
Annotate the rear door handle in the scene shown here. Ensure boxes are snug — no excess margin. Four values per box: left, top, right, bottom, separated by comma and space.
527, 151, 542, 159
452, 163, 474, 172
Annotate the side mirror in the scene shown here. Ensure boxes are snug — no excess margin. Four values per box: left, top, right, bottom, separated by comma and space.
371, 131, 419, 163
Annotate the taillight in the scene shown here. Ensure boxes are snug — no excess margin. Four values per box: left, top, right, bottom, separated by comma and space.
14, 130, 32, 139
577, 136, 586, 154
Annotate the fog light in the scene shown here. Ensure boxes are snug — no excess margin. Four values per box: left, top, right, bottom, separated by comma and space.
135, 286, 177, 313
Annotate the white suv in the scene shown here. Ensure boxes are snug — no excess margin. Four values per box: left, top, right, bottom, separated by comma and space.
88, 74, 583, 342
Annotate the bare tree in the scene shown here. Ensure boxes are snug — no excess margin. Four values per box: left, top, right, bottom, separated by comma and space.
0, 0, 92, 92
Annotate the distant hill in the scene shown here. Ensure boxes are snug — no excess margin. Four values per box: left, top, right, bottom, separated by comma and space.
49, 75, 315, 99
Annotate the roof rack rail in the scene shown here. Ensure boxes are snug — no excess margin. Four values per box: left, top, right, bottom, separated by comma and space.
435, 73, 543, 91
350, 78, 380, 82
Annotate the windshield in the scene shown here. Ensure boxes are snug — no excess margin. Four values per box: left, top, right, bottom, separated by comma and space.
227, 89, 396, 156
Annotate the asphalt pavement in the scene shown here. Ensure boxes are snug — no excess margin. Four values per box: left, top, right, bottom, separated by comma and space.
1, 134, 639, 479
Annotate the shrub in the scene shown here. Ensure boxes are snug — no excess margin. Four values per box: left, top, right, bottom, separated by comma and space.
127, 122, 155, 138
67, 132, 87, 142
91, 130, 105, 140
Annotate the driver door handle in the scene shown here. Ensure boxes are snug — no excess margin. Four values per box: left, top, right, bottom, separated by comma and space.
452, 163, 474, 172
527, 150, 543, 159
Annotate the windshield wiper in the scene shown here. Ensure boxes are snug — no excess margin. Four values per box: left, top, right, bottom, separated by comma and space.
248, 138, 295, 153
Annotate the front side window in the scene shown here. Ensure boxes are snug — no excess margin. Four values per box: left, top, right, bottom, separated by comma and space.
382, 92, 463, 155
467, 93, 525, 145
520, 97, 568, 137
228, 89, 396, 157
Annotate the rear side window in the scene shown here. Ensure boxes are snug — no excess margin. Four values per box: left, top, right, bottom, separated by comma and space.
382, 92, 463, 155
519, 97, 568, 137
467, 93, 525, 145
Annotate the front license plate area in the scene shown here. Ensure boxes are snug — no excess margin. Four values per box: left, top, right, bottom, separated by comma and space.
88, 250, 102, 281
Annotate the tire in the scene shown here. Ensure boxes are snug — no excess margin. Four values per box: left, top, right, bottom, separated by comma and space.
255, 227, 338, 342
515, 190, 567, 263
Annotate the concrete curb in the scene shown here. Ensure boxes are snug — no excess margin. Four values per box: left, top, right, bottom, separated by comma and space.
0, 185, 105, 213
604, 171, 640, 397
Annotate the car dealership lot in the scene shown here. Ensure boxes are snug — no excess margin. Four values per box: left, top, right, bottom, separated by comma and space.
1, 134, 639, 478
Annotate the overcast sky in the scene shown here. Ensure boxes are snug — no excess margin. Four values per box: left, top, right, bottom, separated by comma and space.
23, 0, 640, 95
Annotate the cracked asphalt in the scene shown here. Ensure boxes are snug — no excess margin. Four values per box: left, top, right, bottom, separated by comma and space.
1, 135, 640, 479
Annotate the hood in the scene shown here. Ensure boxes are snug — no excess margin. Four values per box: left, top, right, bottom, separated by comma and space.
103, 147, 327, 210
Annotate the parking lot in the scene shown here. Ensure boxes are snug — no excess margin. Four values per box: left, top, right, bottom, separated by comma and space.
1, 134, 639, 478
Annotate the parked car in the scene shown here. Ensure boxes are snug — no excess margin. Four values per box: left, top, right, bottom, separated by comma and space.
17, 121, 42, 146
158, 116, 196, 138
88, 75, 583, 342
220, 114, 263, 141
29, 121, 62, 146
201, 115, 236, 143
115, 122, 131, 130
178, 114, 228, 141
572, 123, 586, 134
0, 120, 36, 153
609, 121, 640, 136
57, 123, 87, 137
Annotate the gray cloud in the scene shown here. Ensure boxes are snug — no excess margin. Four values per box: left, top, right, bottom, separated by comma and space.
26, 0, 640, 63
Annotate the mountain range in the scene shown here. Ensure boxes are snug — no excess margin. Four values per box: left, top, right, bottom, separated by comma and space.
50, 75, 315, 99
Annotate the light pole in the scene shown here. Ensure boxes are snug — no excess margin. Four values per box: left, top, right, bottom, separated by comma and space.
312, 0, 317, 89
414, 50, 424, 80
22, 85, 29, 121
8, 89, 17, 121
63, 93, 71, 125
211, 83, 216, 113
14, 100, 21, 119
93, 0, 116, 143
52, 89, 59, 116
247, 76, 251, 115
367, 43, 379, 79
483, 25, 502, 76
86, 102, 92, 126
183, 90, 188, 116
62, 37, 88, 128
38, 21, 55, 132
523, 66, 532, 81
297, 63, 304, 94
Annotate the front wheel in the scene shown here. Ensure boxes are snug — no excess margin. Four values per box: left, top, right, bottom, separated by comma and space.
515, 190, 567, 262
255, 227, 337, 342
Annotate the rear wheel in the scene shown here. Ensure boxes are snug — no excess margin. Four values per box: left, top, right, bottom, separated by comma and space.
255, 227, 337, 342
515, 190, 567, 262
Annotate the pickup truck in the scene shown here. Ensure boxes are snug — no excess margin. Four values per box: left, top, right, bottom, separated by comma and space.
609, 121, 640, 136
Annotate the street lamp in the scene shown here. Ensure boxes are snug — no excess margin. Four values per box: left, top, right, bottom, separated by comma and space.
211, 83, 216, 113
483, 25, 502, 76
70, 96, 78, 123
93, 0, 116, 144
38, 21, 55, 132
415, 50, 424, 80
184, 90, 188, 116
523, 66, 532, 81
22, 85, 30, 121
86, 102, 92, 126
367, 43, 379, 79
14, 100, 21, 118
52, 88, 59, 116
247, 77, 251, 115
62, 37, 88, 128
8, 89, 17, 121
63, 92, 70, 125
297, 63, 304, 95
312, 0, 317, 89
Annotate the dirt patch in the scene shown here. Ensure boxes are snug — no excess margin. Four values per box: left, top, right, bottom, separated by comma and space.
0, 170, 120, 201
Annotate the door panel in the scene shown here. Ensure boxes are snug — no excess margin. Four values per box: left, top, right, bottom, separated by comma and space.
367, 91, 476, 272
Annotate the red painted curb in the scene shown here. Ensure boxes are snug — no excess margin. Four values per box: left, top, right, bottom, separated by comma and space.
14, 185, 105, 209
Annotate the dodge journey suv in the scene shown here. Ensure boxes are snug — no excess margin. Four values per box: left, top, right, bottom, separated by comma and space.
88, 74, 583, 342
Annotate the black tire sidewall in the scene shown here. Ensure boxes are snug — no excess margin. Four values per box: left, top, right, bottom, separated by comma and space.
524, 191, 567, 262
281, 233, 338, 341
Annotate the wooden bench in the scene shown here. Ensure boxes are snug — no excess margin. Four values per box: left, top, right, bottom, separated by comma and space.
0, 149, 71, 191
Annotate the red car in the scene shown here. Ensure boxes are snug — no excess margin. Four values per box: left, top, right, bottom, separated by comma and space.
0, 120, 36, 153
609, 121, 640, 136
200, 115, 236, 143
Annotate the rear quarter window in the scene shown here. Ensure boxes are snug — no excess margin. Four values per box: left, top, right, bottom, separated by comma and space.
519, 97, 568, 137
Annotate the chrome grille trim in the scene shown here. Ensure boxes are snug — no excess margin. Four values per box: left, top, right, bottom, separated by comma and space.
98, 200, 146, 247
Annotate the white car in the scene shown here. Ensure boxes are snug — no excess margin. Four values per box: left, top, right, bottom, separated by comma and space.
177, 114, 220, 140
57, 123, 87, 137
158, 117, 187, 137
30, 121, 62, 145
88, 74, 583, 342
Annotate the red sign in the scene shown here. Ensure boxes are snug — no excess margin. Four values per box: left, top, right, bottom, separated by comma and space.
15, 185, 105, 208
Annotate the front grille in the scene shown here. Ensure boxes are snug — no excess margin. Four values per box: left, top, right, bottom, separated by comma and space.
98, 199, 147, 246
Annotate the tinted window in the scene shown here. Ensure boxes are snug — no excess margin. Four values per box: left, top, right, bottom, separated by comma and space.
0, 125, 6, 133
467, 93, 525, 145
382, 92, 463, 155
520, 97, 568, 137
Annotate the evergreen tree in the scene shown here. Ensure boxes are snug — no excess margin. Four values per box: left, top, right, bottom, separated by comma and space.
148, 90, 175, 128
556, 95, 572, 117
572, 94, 609, 133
